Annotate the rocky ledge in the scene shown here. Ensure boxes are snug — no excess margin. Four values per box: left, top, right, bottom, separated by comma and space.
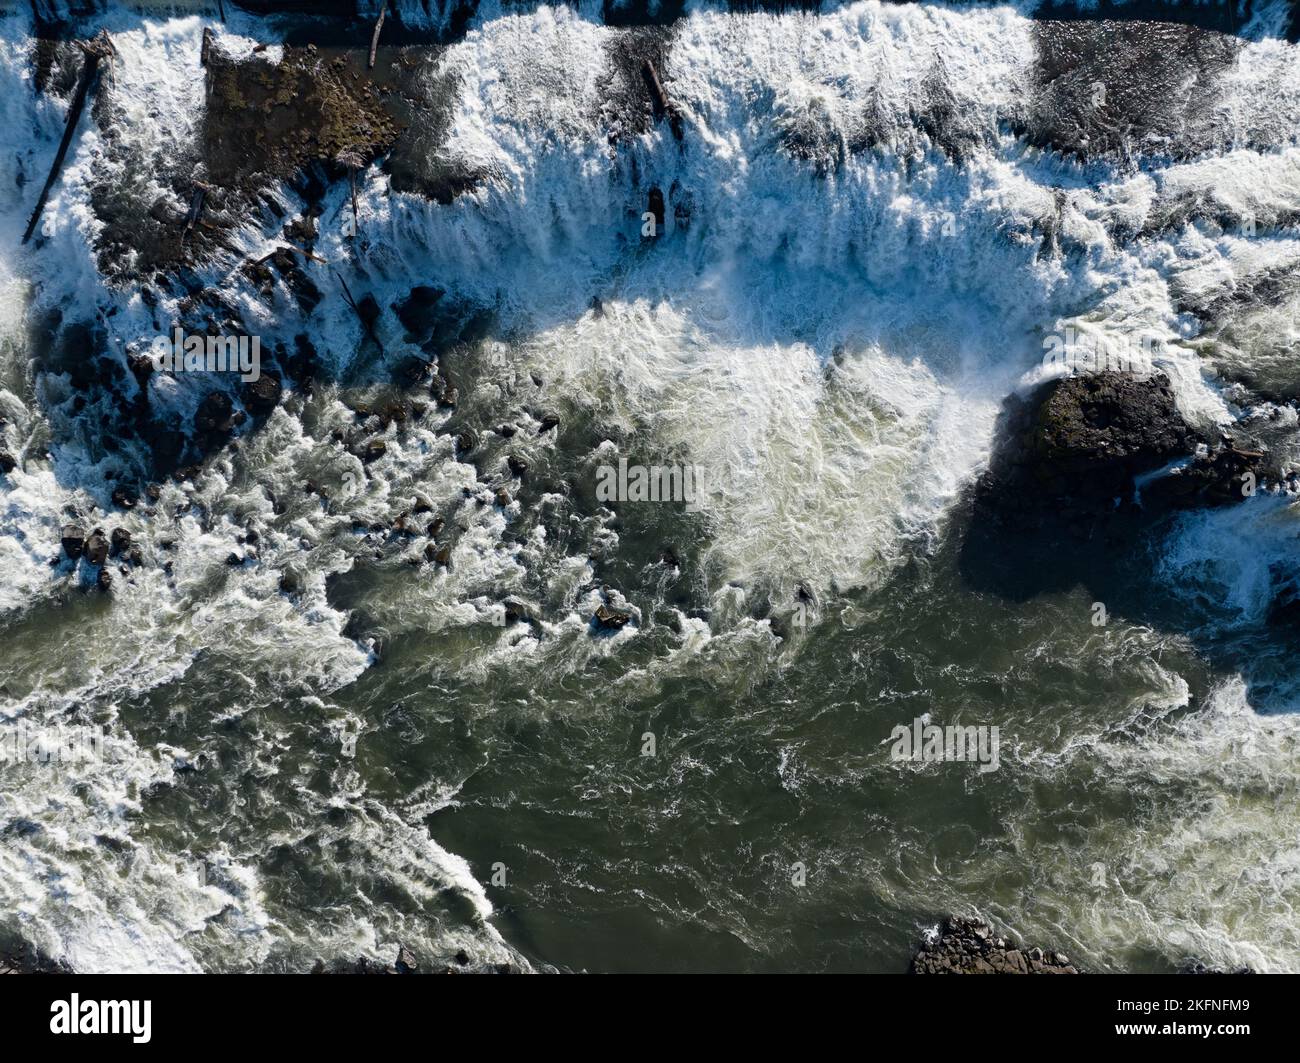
911, 917, 1081, 975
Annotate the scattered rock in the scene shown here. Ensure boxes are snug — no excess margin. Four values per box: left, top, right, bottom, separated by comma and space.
61, 525, 87, 561
0, 453, 17, 474
109, 528, 131, 557
242, 374, 283, 416
911, 916, 1080, 974
594, 603, 631, 630
360, 439, 387, 463
85, 529, 109, 566
1180, 961, 1256, 975
0, 953, 72, 975
195, 391, 238, 436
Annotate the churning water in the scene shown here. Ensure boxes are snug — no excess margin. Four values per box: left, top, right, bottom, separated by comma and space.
1, 0, 1299, 972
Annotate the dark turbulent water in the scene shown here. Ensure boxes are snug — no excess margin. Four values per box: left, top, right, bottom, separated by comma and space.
1, 0, 1299, 973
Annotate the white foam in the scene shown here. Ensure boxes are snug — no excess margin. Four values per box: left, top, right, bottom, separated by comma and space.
2, 0, 1300, 974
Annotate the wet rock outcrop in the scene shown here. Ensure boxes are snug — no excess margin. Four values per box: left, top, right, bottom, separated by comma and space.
0, 952, 72, 974
911, 917, 1081, 975
308, 943, 513, 975
1179, 961, 1256, 975
61, 524, 87, 560
1144, 440, 1267, 510
972, 372, 1197, 530
972, 371, 1276, 535
959, 370, 1278, 604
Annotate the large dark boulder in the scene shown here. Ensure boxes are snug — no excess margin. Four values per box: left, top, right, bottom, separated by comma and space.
85, 529, 109, 566
393, 286, 445, 345
61, 525, 86, 561
242, 374, 283, 416
195, 391, 236, 436
986, 371, 1195, 518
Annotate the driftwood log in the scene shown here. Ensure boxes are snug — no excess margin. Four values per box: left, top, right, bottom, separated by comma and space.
640, 59, 683, 142
369, 1, 387, 70
22, 31, 115, 244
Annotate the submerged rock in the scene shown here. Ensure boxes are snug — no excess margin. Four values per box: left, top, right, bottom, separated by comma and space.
111, 486, 137, 510
359, 439, 387, 463
911, 916, 1080, 975
310, 942, 495, 975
